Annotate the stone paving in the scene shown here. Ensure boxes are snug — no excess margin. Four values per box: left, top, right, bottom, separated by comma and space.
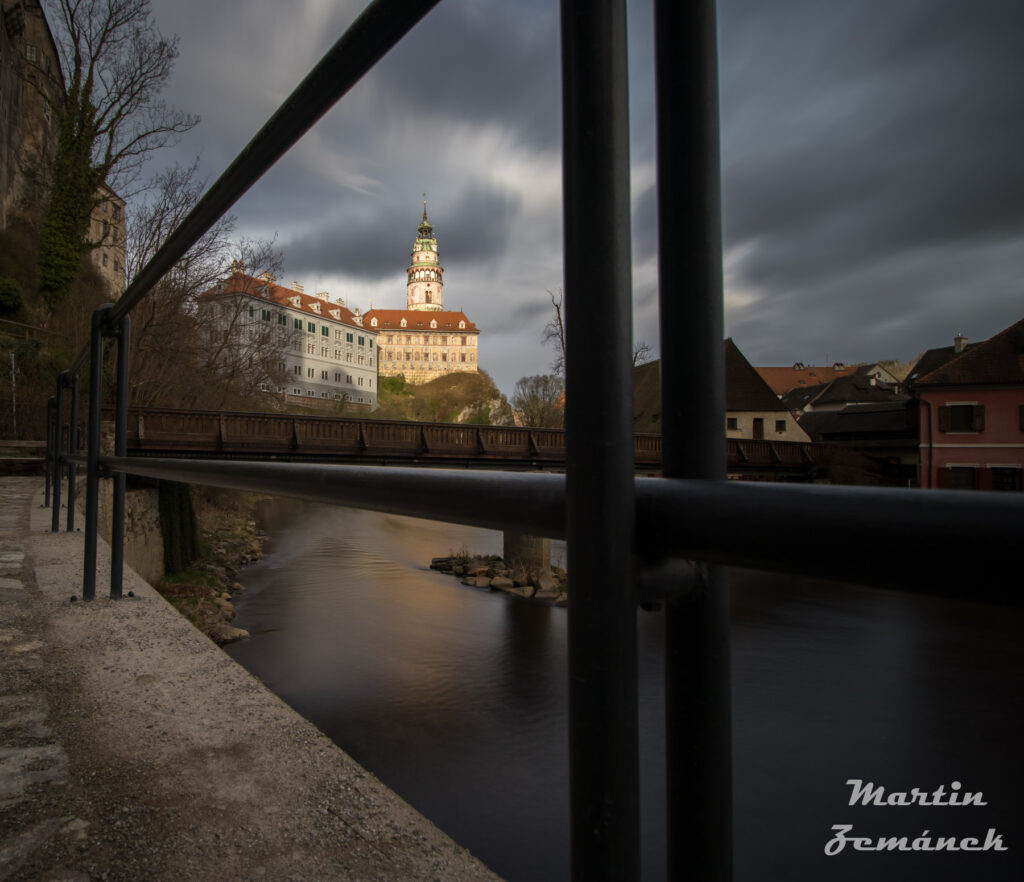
0, 477, 502, 882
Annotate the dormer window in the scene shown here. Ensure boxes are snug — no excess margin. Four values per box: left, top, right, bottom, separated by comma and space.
311, 302, 321, 313
330, 309, 341, 319
290, 296, 300, 307
430, 319, 437, 328
400, 318, 407, 328
371, 317, 378, 327
459, 320, 466, 329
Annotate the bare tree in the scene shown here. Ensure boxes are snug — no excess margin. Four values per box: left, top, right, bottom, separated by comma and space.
35, 0, 198, 309
512, 374, 565, 429
541, 288, 566, 377
632, 340, 653, 366
125, 162, 285, 409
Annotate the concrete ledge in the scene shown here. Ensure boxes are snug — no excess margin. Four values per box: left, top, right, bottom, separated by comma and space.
2, 479, 502, 880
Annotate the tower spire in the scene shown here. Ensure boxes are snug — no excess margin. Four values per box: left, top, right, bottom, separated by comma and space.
423, 193, 428, 223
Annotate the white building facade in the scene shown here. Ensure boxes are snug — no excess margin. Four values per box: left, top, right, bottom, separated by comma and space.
203, 270, 378, 410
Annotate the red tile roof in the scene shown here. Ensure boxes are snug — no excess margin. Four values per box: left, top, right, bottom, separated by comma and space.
755, 363, 860, 395
363, 308, 479, 333
204, 272, 368, 330
915, 316, 1024, 386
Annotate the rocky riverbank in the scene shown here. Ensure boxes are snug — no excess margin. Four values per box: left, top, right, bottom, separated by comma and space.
154, 489, 268, 644
430, 552, 568, 605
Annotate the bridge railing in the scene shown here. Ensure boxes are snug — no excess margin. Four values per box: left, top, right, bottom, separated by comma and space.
43, 2, 1024, 881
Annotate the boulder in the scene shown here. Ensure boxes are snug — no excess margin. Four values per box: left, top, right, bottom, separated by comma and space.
207, 623, 249, 644
489, 576, 514, 590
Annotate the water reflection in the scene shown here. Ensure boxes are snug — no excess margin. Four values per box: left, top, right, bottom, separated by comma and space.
226, 501, 1024, 882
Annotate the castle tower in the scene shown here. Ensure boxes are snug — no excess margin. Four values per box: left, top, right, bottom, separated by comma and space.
406, 199, 444, 311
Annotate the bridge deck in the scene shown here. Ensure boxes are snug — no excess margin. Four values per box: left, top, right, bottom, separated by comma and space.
101, 406, 889, 479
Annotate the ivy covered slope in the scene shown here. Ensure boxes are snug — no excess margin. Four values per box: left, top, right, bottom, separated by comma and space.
371, 370, 514, 425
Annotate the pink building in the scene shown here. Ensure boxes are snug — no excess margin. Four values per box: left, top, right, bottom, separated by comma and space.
912, 319, 1024, 490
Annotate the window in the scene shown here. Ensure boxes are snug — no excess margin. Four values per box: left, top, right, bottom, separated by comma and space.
938, 404, 985, 433
113, 205, 122, 221
321, 392, 328, 398
752, 418, 764, 440
946, 466, 978, 490
346, 332, 354, 343
334, 372, 342, 382
358, 336, 364, 346
293, 365, 301, 375
727, 417, 737, 431
112, 228, 118, 243
321, 370, 328, 380
307, 343, 315, 354
113, 259, 120, 272
358, 377, 364, 386
308, 322, 315, 333
102, 254, 109, 267
294, 318, 302, 329
293, 388, 301, 395
278, 314, 287, 325
368, 339, 373, 349
369, 379, 372, 388
346, 374, 352, 384
991, 468, 1021, 492
307, 391, 314, 397
261, 309, 271, 321
322, 326, 329, 336
775, 420, 786, 434
321, 347, 328, 357
308, 368, 315, 378
249, 306, 255, 317
26, 45, 37, 62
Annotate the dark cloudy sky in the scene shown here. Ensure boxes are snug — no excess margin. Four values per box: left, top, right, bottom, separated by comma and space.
142, 0, 1024, 394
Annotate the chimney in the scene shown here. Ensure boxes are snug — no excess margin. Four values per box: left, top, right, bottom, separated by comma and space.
260, 271, 276, 284
954, 332, 968, 353
291, 281, 305, 294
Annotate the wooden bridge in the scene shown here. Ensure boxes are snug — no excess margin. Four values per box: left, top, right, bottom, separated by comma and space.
101, 406, 895, 481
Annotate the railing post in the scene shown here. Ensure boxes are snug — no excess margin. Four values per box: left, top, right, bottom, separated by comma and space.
561, 1, 639, 879
83, 304, 113, 601
655, 0, 732, 878
44, 396, 55, 508
51, 371, 67, 533
66, 373, 79, 532
110, 313, 131, 599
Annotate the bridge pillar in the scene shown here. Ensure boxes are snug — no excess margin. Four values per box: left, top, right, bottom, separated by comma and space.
503, 532, 552, 587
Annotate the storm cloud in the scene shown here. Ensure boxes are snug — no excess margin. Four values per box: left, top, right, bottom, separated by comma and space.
139, 0, 1024, 391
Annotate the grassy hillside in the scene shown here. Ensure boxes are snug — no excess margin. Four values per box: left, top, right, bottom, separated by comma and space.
370, 370, 514, 425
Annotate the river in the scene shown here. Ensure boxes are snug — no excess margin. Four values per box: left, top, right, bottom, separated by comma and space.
225, 500, 1023, 882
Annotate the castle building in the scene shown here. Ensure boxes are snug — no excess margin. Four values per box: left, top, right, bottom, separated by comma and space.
200, 269, 378, 410
364, 203, 480, 385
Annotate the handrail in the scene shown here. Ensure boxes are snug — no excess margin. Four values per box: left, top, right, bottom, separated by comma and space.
87, 454, 1024, 605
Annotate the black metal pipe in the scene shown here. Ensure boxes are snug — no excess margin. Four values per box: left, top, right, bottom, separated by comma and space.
85, 455, 1024, 605
654, 0, 732, 876
561, 2, 640, 878
51, 372, 67, 533
83, 304, 113, 601
66, 374, 79, 532
68, 0, 442, 376
109, 314, 131, 599
44, 397, 55, 507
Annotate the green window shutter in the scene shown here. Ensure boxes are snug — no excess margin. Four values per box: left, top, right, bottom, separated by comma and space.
937, 405, 951, 432
368, 339, 373, 349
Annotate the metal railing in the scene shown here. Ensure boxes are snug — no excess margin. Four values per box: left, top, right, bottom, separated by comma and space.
42, 1, 1024, 880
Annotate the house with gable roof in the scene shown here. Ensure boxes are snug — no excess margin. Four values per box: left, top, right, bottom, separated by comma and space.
911, 320, 1024, 490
